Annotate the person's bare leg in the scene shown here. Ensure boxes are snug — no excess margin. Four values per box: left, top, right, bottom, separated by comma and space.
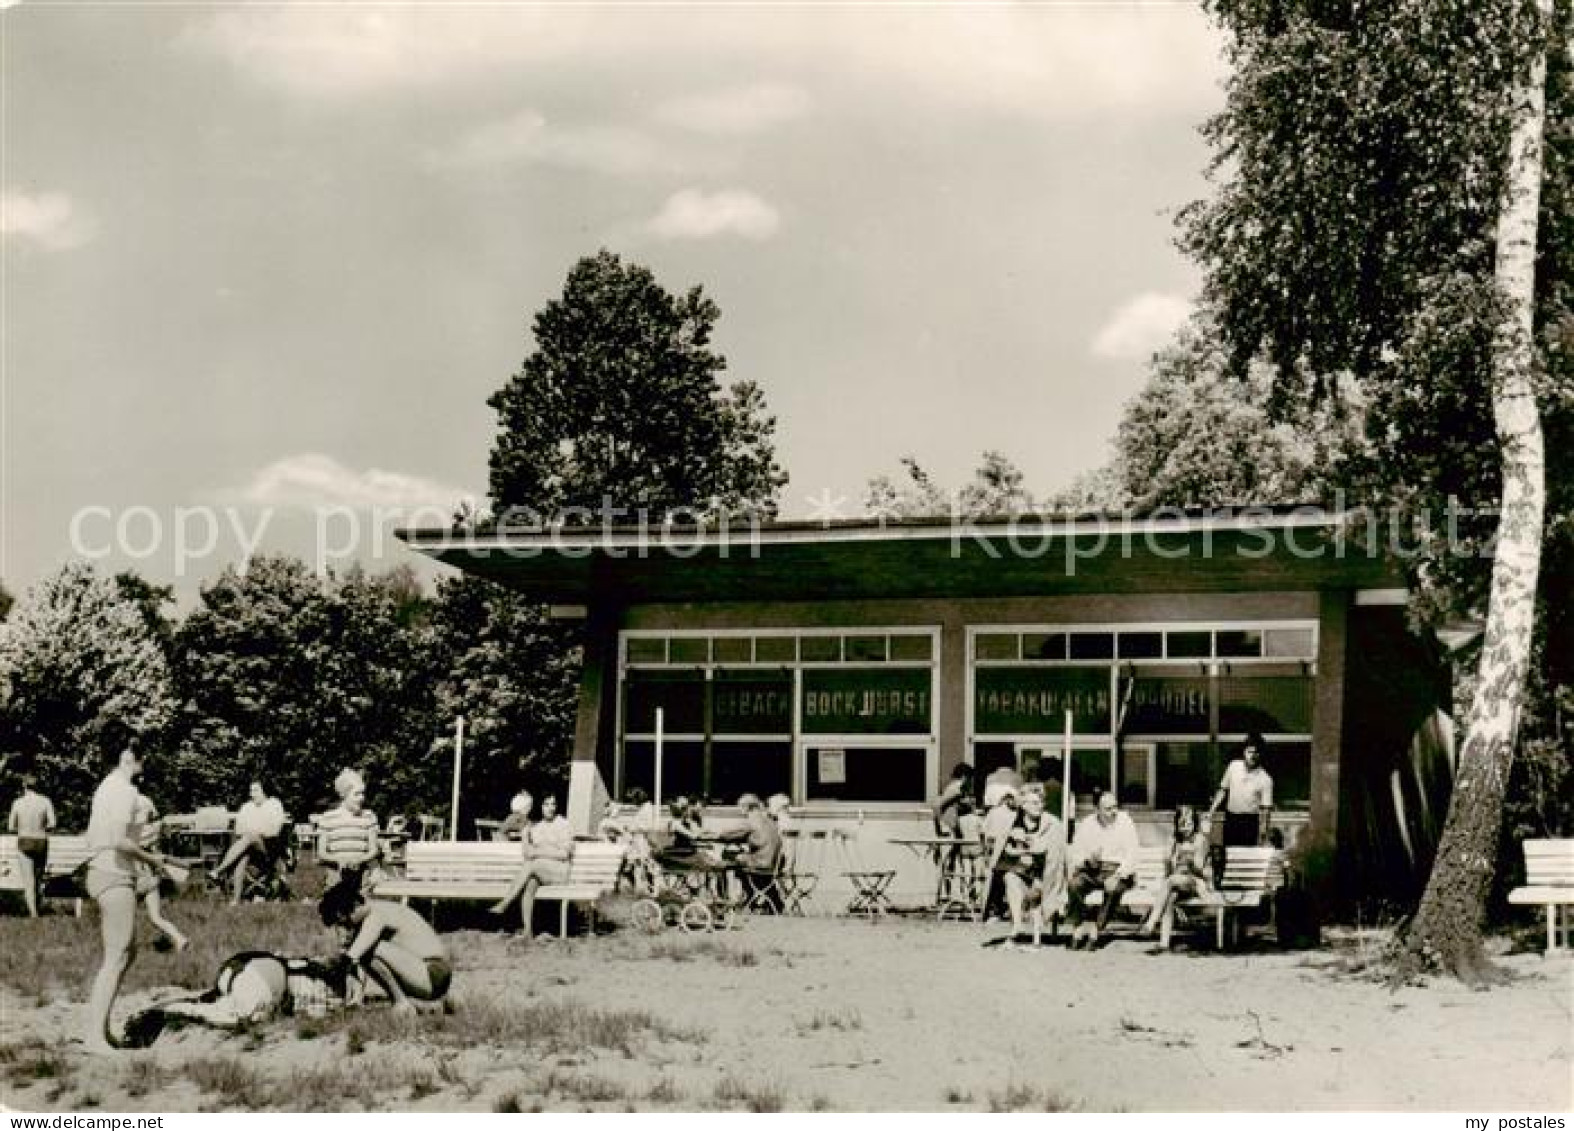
362, 944, 433, 1012
212, 833, 262, 879
144, 890, 188, 951
1004, 873, 1026, 939
518, 873, 543, 937
489, 865, 532, 915
18, 855, 38, 918
87, 885, 137, 1052
1159, 900, 1177, 950
1141, 880, 1174, 935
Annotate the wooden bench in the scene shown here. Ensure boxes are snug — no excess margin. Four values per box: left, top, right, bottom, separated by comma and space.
0, 834, 93, 915
1507, 839, 1574, 954
1083, 845, 1282, 948
373, 840, 626, 938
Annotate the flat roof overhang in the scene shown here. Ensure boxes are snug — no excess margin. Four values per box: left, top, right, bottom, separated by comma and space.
396, 509, 1408, 605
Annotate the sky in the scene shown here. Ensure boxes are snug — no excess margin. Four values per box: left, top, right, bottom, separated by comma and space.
1, 1, 1224, 604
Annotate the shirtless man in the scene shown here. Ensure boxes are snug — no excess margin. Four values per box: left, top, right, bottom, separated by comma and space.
7, 773, 56, 917
319, 877, 451, 1011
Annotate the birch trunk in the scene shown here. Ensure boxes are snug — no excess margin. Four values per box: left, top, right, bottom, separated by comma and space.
1400, 0, 1551, 984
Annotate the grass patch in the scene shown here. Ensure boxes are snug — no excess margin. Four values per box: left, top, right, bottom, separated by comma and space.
187, 1057, 272, 1109
796, 1006, 862, 1034
638, 936, 763, 967
0, 889, 334, 1003
712, 1074, 785, 1112
120, 1058, 170, 1099
644, 1076, 684, 1104
300, 992, 702, 1057
538, 1069, 630, 1105
987, 1081, 1077, 1112
0, 1040, 75, 1091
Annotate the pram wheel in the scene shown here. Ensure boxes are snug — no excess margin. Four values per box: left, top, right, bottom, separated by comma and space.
631, 898, 664, 934
679, 902, 714, 933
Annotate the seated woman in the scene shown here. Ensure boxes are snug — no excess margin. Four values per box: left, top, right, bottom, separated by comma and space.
991, 784, 1065, 947
316, 768, 381, 892
488, 794, 573, 939
1140, 804, 1212, 949
320, 876, 451, 1010
209, 780, 289, 903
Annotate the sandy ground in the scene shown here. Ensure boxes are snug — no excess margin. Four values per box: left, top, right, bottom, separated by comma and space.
2, 914, 1571, 1113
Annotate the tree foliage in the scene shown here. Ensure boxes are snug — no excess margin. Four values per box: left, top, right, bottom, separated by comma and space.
865, 451, 1037, 518
1182, 0, 1571, 980
0, 563, 177, 826
1111, 320, 1369, 509
487, 250, 787, 522
171, 558, 438, 823
423, 575, 581, 832
1182, 0, 1572, 599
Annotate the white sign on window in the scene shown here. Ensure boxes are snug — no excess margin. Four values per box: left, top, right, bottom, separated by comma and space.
817, 748, 847, 785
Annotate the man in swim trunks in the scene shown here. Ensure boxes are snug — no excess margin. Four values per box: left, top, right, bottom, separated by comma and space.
320, 875, 451, 1011
7, 772, 56, 917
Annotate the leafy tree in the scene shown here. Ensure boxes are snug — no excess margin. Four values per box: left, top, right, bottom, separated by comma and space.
172, 557, 439, 824
422, 575, 581, 833
866, 451, 1036, 518
0, 563, 177, 826
465, 252, 789, 827
1110, 320, 1368, 509
0, 580, 13, 622
488, 250, 787, 522
1182, 0, 1571, 980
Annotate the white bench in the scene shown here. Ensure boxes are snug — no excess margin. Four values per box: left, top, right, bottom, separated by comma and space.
1083, 844, 1283, 948
0, 834, 93, 915
373, 839, 625, 938
1507, 839, 1574, 954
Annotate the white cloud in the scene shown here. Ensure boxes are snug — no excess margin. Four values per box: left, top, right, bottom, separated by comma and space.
220, 453, 473, 511
181, 7, 1222, 120
438, 109, 666, 175
654, 83, 809, 135
647, 189, 780, 242
1090, 293, 1192, 361
1, 189, 95, 250
182, 8, 586, 98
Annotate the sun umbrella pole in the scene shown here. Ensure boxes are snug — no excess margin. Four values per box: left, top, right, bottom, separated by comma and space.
1062, 709, 1072, 829
654, 707, 665, 814
450, 716, 465, 840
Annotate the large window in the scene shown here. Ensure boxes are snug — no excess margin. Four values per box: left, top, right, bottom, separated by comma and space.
971, 621, 1315, 810
620, 629, 938, 806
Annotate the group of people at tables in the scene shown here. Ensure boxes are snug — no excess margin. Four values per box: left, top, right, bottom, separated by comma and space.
931, 733, 1278, 950
74, 747, 450, 1053
485, 787, 792, 931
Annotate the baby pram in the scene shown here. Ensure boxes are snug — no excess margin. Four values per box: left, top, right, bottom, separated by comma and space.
629, 845, 745, 933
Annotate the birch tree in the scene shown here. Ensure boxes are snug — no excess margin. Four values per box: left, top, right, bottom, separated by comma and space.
1182, 0, 1570, 980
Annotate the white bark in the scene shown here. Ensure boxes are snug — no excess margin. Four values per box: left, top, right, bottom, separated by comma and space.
1405, 0, 1551, 978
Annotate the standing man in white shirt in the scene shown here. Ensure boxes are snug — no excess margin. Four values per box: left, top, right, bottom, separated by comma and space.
7, 772, 57, 917
84, 739, 172, 1052
1066, 790, 1141, 949
1208, 732, 1274, 848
